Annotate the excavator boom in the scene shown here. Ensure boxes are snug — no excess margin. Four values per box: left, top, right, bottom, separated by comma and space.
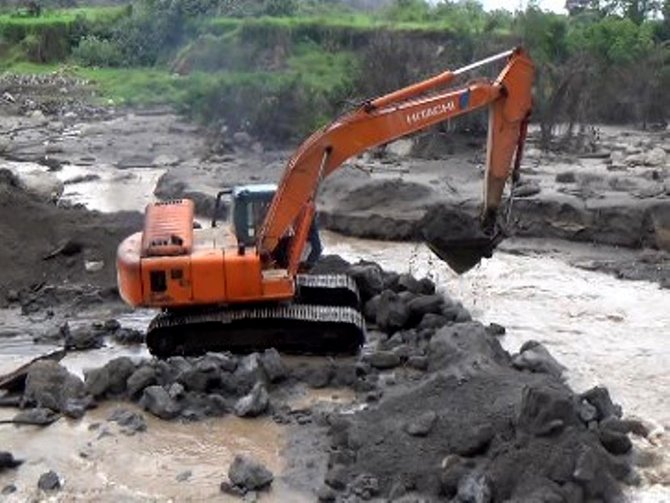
259, 48, 534, 271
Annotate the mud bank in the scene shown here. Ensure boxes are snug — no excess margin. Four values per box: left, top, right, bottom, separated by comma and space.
0, 171, 142, 307
317, 128, 670, 249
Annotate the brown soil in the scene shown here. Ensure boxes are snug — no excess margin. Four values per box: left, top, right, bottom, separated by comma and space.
0, 169, 143, 305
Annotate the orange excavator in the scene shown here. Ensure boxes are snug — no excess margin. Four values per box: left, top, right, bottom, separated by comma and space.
117, 47, 534, 356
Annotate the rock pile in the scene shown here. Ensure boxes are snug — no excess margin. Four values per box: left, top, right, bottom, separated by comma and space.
6, 256, 642, 501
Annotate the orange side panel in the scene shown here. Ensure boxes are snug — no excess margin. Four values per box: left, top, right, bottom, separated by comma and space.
141, 255, 192, 306
141, 200, 194, 257
116, 232, 143, 306
263, 276, 295, 300
191, 250, 226, 304
224, 252, 263, 301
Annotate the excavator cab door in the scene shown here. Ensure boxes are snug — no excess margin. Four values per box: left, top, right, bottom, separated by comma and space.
231, 184, 277, 248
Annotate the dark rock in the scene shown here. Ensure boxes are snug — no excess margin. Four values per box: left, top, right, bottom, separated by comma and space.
37, 470, 61, 491
513, 180, 541, 198
599, 428, 632, 455
220, 480, 246, 496
168, 382, 185, 399
233, 354, 265, 393
363, 294, 381, 322
63, 323, 104, 350
198, 393, 228, 417
440, 301, 462, 322
13, 407, 59, 426
407, 355, 429, 370
62, 397, 89, 419
104, 357, 136, 395
108, 408, 147, 434
417, 277, 436, 295
201, 352, 237, 372
578, 400, 598, 423
406, 294, 445, 323
518, 386, 577, 436
111, 327, 145, 345
395, 273, 423, 294
234, 382, 269, 417
417, 313, 448, 331
259, 348, 286, 382
556, 172, 577, 183
0, 452, 23, 470
311, 255, 351, 275
452, 423, 494, 456
84, 367, 110, 398
127, 365, 158, 398
382, 271, 400, 291
348, 263, 384, 301
512, 341, 565, 378
375, 290, 410, 333
228, 455, 273, 491
325, 364, 353, 388
405, 411, 437, 436
455, 306, 472, 323
140, 386, 181, 420
392, 343, 412, 361
581, 386, 622, 421
325, 464, 349, 490
24, 361, 86, 413
302, 364, 333, 389
368, 350, 401, 370
102, 319, 121, 331
485, 322, 506, 336
178, 368, 210, 393
600, 417, 650, 437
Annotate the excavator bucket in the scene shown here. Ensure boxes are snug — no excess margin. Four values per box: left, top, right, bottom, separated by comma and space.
425, 235, 500, 274
421, 205, 503, 274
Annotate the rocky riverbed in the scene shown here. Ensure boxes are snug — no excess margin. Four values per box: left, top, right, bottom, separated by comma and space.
0, 85, 668, 501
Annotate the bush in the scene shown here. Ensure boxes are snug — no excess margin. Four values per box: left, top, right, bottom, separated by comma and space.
73, 35, 123, 67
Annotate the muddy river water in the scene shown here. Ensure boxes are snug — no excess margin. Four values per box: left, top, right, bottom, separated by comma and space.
1, 163, 668, 501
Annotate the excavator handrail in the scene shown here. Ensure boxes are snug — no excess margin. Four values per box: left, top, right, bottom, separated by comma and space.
257, 47, 534, 271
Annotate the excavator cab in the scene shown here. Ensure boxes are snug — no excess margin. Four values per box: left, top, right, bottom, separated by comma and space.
230, 184, 276, 248
213, 184, 322, 267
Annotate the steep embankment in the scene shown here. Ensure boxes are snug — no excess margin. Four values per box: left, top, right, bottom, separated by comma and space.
0, 169, 142, 305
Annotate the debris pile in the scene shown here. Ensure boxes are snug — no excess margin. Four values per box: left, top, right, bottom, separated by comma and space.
0, 169, 143, 306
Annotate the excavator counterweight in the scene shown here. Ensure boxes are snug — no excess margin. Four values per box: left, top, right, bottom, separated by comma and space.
116, 48, 535, 357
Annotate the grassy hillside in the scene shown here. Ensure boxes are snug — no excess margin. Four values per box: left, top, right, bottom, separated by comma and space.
0, 1, 668, 145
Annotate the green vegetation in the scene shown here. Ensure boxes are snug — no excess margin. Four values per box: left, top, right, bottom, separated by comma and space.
0, 0, 668, 144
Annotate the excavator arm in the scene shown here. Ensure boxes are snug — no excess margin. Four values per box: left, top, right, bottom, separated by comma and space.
258, 47, 534, 272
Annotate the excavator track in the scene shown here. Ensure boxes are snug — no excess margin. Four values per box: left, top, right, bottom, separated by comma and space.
146, 274, 365, 357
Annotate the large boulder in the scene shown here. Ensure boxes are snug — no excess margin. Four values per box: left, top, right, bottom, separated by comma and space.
234, 382, 269, 417
23, 361, 87, 413
512, 341, 566, 378
140, 386, 181, 420
375, 290, 410, 333
227, 455, 274, 491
